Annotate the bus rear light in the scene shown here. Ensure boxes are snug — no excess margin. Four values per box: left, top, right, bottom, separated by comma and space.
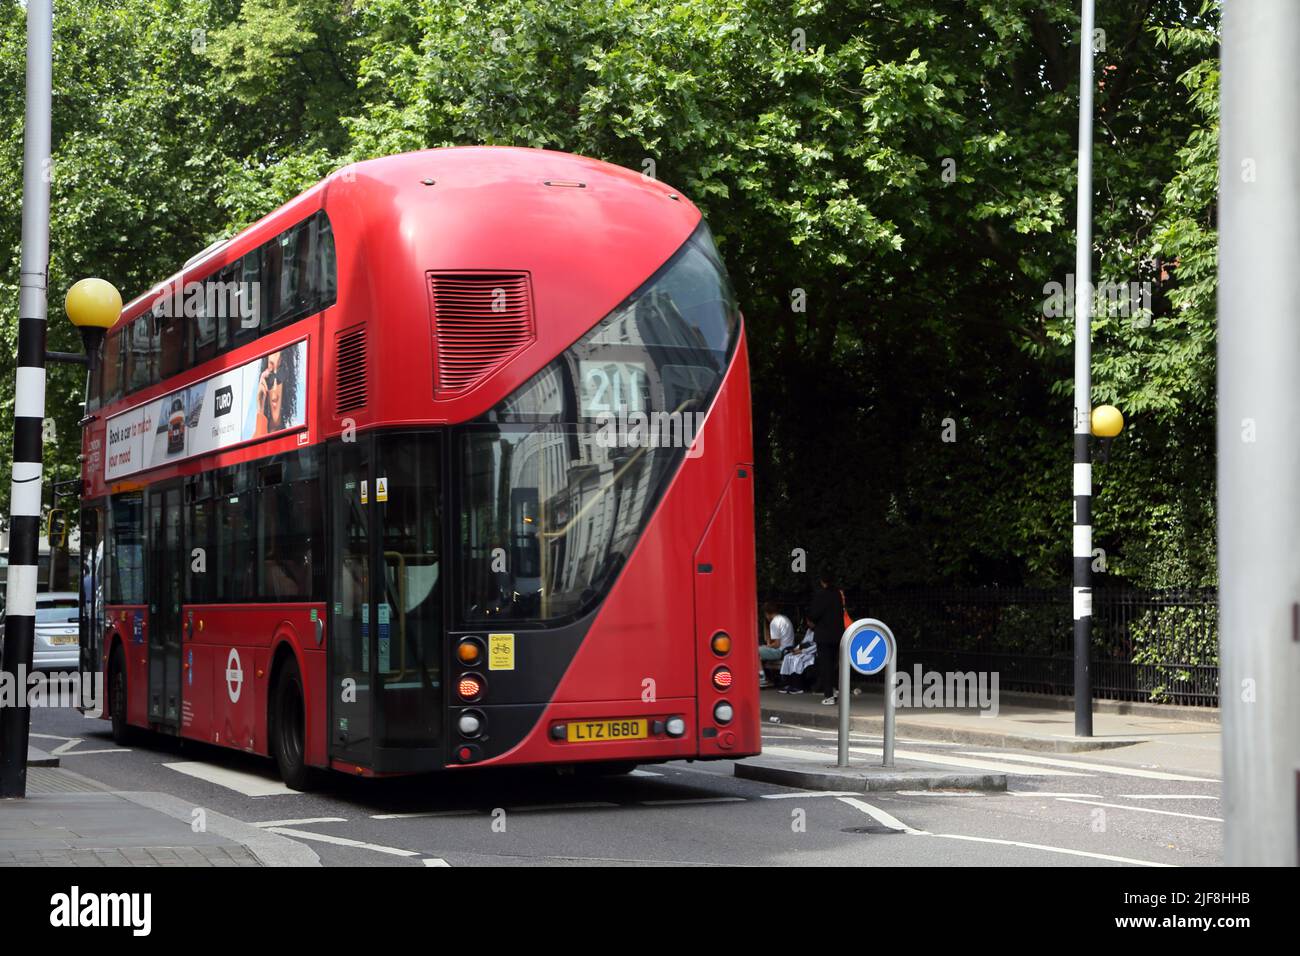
665, 716, 686, 737
710, 632, 731, 656
457, 638, 484, 665
711, 666, 733, 691
714, 701, 734, 724
456, 744, 481, 763
457, 674, 485, 702
458, 711, 484, 738
550, 724, 567, 740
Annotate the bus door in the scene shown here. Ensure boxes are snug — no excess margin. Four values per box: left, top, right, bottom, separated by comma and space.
328, 433, 443, 772
373, 433, 442, 768
147, 483, 184, 727
77, 504, 105, 713
328, 437, 374, 765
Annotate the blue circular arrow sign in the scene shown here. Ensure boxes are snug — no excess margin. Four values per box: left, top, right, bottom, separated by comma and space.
847, 625, 890, 676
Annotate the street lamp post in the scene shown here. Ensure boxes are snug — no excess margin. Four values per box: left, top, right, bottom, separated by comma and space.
0, 276, 119, 799
0, 0, 120, 798
0, 0, 56, 800
1071, 0, 1097, 738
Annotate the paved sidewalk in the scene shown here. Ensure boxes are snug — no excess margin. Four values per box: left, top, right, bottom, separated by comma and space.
0, 768, 319, 867
761, 687, 1222, 776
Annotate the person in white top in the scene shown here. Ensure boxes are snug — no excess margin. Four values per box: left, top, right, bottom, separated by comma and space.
760, 602, 795, 689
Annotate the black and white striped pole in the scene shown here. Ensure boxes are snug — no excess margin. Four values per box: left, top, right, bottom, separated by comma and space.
0, 0, 119, 798
0, 0, 56, 800
1071, 0, 1097, 739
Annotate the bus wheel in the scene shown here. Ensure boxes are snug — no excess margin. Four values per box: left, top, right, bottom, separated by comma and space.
109, 646, 132, 745
272, 656, 315, 791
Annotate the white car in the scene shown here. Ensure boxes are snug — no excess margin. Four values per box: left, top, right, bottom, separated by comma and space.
0, 592, 81, 671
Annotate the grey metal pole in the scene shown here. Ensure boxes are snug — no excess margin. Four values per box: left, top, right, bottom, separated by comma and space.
882, 636, 895, 768
1218, 0, 1300, 866
0, 0, 53, 799
837, 633, 851, 768
1071, 0, 1096, 739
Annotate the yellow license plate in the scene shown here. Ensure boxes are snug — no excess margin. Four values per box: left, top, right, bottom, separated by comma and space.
566, 719, 647, 743
49, 636, 77, 646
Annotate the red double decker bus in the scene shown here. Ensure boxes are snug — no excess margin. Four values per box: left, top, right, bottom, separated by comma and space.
77, 147, 758, 787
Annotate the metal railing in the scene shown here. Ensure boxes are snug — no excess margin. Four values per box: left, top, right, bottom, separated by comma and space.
763, 587, 1219, 706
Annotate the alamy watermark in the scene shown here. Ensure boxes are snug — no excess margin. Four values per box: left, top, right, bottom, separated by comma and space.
892, 665, 1000, 717
1042, 274, 1152, 326
150, 276, 260, 326
0, 667, 103, 714
593, 409, 706, 459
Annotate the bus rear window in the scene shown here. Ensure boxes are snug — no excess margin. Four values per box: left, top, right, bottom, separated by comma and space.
37, 601, 78, 624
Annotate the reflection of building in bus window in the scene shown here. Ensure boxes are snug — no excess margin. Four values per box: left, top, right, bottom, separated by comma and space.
254, 347, 300, 437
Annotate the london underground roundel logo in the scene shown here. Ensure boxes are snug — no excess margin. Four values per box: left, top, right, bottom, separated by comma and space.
226, 649, 244, 703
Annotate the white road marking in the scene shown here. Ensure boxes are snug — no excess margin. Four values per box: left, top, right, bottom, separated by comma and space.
506, 801, 618, 812
835, 791, 1176, 866
164, 762, 296, 796
30, 732, 75, 741
628, 769, 663, 777
1117, 794, 1219, 801
1009, 792, 1103, 798
791, 726, 965, 747
958, 751, 1219, 783
266, 826, 421, 857
50, 738, 83, 755
371, 810, 477, 820
253, 817, 347, 828
896, 790, 983, 797
758, 744, 1084, 777
57, 748, 130, 756
837, 796, 926, 834
760, 791, 861, 799
848, 746, 1089, 778
927, 832, 1174, 867
641, 797, 747, 806
1057, 798, 1223, 823
422, 858, 451, 867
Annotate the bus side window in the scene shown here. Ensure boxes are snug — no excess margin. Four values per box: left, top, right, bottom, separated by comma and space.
317, 212, 337, 309
192, 269, 220, 366
125, 317, 152, 394
101, 332, 123, 404
186, 479, 212, 604
158, 312, 185, 379
238, 250, 263, 346
86, 336, 104, 412
260, 237, 284, 333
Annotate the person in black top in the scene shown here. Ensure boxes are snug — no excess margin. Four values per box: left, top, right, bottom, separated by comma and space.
807, 575, 845, 703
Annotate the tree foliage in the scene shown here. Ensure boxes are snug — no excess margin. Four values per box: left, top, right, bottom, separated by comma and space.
0, 0, 1220, 591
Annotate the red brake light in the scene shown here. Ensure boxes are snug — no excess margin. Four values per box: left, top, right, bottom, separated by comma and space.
458, 674, 484, 701
712, 666, 733, 691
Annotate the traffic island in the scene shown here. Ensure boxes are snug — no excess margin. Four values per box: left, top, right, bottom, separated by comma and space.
735, 753, 1007, 793
27, 746, 59, 768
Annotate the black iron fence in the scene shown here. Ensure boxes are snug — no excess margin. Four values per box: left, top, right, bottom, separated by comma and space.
764, 587, 1219, 707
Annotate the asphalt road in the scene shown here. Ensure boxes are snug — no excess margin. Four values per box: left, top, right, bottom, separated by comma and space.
28, 704, 1222, 867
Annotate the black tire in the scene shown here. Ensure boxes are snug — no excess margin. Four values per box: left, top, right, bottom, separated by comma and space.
271, 656, 315, 791
108, 646, 132, 745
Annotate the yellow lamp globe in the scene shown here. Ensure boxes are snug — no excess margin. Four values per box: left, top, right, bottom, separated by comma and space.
1091, 404, 1124, 439
64, 277, 122, 330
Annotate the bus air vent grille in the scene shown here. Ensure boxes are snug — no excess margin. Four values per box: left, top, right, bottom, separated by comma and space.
335, 325, 368, 413
429, 272, 534, 397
